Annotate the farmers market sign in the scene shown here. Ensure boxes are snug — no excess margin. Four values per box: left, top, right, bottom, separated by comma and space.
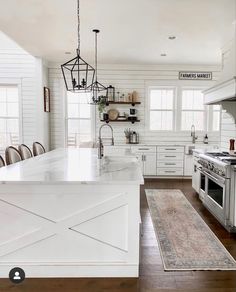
179, 71, 212, 80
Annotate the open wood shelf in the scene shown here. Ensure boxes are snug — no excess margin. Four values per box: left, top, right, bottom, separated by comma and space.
100, 119, 140, 124
105, 101, 141, 106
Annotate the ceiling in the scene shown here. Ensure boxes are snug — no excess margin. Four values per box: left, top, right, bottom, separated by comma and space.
0, 0, 235, 65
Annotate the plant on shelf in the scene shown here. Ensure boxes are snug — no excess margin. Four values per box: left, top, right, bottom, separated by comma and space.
97, 96, 107, 114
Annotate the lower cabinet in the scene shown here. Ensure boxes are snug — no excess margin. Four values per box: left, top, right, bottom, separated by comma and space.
131, 147, 157, 176
105, 145, 189, 177
184, 155, 193, 176
156, 146, 184, 176
143, 153, 157, 176
192, 156, 201, 193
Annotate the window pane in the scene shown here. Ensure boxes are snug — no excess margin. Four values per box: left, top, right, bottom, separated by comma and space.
0, 87, 6, 102
150, 111, 173, 131
67, 91, 92, 145
7, 87, 18, 102
7, 102, 19, 117
181, 111, 204, 131
0, 86, 20, 149
150, 89, 173, 110
68, 104, 79, 118
79, 104, 91, 118
67, 119, 91, 144
0, 119, 6, 133
0, 102, 7, 116
68, 119, 79, 134
7, 119, 19, 133
213, 111, 220, 131
182, 90, 204, 110
79, 120, 91, 134
68, 92, 90, 104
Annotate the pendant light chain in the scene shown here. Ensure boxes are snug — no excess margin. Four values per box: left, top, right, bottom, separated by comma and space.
95, 31, 98, 83
61, 0, 96, 93
77, 0, 80, 54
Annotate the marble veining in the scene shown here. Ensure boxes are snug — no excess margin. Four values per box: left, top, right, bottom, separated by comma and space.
0, 148, 144, 185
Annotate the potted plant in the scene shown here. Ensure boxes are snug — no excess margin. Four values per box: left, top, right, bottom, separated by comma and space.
97, 96, 108, 120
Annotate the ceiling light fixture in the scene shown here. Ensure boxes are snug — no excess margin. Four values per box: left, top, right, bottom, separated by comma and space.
61, 0, 95, 92
87, 29, 107, 104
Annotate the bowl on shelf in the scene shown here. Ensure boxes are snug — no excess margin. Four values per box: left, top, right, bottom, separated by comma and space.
107, 109, 119, 120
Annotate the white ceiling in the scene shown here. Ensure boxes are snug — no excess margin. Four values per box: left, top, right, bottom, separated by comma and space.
0, 0, 235, 65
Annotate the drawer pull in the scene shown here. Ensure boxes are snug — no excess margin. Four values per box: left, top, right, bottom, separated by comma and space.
165, 148, 177, 150
165, 163, 176, 165
138, 148, 150, 150
165, 155, 176, 158
165, 171, 176, 173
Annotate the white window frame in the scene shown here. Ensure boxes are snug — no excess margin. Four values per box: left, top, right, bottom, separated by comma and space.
145, 80, 219, 133
65, 90, 96, 146
180, 86, 208, 132
208, 104, 222, 132
146, 85, 177, 132
0, 80, 22, 151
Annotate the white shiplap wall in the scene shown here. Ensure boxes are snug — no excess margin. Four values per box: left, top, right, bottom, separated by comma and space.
220, 111, 236, 150
49, 63, 221, 148
0, 32, 37, 149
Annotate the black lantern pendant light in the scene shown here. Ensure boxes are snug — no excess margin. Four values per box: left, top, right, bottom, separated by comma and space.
61, 0, 95, 92
87, 29, 107, 104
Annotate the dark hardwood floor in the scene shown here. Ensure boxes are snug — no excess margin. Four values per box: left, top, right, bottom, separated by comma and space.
1, 179, 236, 292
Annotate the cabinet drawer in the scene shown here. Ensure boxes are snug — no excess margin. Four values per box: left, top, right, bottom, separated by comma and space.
157, 168, 183, 176
157, 146, 184, 153
157, 153, 183, 160
131, 146, 156, 153
157, 161, 183, 168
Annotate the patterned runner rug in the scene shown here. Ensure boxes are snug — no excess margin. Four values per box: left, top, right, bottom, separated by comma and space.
145, 189, 236, 271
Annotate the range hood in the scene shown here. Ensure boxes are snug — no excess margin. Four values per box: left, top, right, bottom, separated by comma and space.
204, 77, 236, 122
203, 77, 236, 104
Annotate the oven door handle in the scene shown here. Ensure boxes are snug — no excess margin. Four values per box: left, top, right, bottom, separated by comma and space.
204, 171, 219, 182
197, 167, 227, 184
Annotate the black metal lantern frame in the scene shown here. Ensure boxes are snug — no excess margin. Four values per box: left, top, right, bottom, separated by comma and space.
87, 29, 107, 104
61, 0, 95, 92
61, 50, 95, 92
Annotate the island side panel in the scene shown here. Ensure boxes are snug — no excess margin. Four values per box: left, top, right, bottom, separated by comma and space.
0, 183, 140, 277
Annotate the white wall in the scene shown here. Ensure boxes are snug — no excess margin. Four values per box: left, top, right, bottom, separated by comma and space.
220, 111, 236, 151
49, 63, 221, 149
0, 32, 36, 149
0, 31, 50, 153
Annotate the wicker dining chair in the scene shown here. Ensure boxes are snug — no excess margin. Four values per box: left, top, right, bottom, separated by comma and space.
32, 142, 46, 156
5, 146, 22, 165
18, 144, 33, 160
0, 155, 5, 168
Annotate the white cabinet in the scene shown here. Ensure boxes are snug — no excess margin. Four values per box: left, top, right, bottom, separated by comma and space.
135, 153, 144, 174
157, 146, 184, 176
184, 155, 193, 176
192, 155, 200, 193
143, 153, 157, 176
131, 146, 157, 176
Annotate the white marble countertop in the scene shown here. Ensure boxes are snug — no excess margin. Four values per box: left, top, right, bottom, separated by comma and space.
0, 148, 144, 185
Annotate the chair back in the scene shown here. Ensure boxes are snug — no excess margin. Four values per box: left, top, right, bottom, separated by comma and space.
0, 155, 5, 168
18, 144, 33, 160
5, 146, 22, 165
33, 142, 46, 156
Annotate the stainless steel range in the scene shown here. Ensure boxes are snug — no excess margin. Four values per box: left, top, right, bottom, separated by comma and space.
197, 152, 236, 232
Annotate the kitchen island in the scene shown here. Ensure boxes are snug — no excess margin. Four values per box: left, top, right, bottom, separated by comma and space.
0, 148, 144, 278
